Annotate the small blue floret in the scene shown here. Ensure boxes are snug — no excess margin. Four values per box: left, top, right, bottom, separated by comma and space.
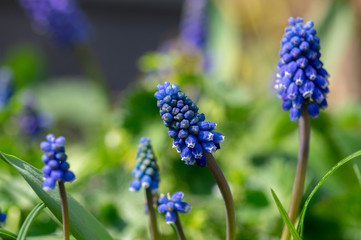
157, 192, 191, 224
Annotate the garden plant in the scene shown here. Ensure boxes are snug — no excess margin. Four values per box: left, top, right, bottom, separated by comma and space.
0, 0, 361, 240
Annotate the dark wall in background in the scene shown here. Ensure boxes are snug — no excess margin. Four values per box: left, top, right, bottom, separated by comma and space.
0, 0, 183, 94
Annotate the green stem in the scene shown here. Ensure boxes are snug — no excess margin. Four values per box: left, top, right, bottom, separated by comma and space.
58, 181, 70, 240
205, 152, 236, 240
281, 106, 310, 240
174, 212, 186, 240
145, 188, 160, 240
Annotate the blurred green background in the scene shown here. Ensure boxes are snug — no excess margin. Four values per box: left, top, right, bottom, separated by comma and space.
1, 0, 361, 239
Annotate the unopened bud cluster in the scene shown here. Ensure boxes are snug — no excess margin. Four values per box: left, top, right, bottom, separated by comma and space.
40, 134, 75, 191
129, 137, 160, 193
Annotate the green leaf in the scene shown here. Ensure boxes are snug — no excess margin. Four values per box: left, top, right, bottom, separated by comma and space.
297, 150, 361, 236
17, 202, 46, 240
270, 189, 301, 240
0, 153, 114, 240
0, 228, 17, 240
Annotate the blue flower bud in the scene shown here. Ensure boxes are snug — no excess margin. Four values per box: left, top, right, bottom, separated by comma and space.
198, 131, 214, 142
282, 100, 292, 111
308, 103, 320, 118
172, 192, 185, 202
201, 142, 217, 153
165, 211, 177, 224
289, 108, 301, 122
296, 57, 308, 68
196, 154, 207, 167
168, 129, 178, 138
141, 175, 152, 188
43, 177, 56, 191
192, 143, 203, 159
293, 69, 305, 85
174, 202, 192, 213
0, 212, 6, 223
287, 83, 299, 100
129, 179, 141, 192
185, 135, 197, 148
63, 171, 75, 182
299, 80, 315, 98
292, 94, 304, 109
158, 203, 168, 214
178, 129, 189, 139
312, 88, 325, 104
180, 147, 192, 161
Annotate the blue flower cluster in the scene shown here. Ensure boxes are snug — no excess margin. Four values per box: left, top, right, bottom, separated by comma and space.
180, 0, 207, 50
275, 17, 329, 121
129, 137, 160, 193
19, 0, 90, 46
0, 210, 6, 224
155, 82, 224, 167
158, 192, 191, 224
0, 67, 14, 111
40, 134, 75, 191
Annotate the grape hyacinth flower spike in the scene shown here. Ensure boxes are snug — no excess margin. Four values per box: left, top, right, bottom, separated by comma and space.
41, 134, 75, 240
129, 137, 160, 240
275, 17, 330, 240
275, 17, 329, 121
158, 192, 191, 240
155, 82, 235, 240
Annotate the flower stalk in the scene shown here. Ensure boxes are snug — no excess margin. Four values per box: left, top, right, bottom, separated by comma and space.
174, 212, 186, 240
58, 181, 70, 240
145, 188, 160, 240
281, 105, 310, 240
205, 152, 236, 240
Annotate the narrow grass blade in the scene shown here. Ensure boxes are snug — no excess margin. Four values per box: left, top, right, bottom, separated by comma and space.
271, 189, 301, 240
297, 150, 361, 236
352, 163, 361, 187
17, 202, 46, 240
0, 228, 17, 240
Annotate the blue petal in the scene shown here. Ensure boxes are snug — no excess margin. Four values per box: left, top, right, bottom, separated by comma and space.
165, 211, 177, 224
174, 202, 192, 213
171, 191, 184, 202
158, 204, 168, 214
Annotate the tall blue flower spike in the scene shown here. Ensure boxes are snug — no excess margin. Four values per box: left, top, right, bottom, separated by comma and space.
180, 0, 207, 50
155, 82, 224, 167
157, 192, 191, 224
129, 137, 160, 193
18, 0, 90, 47
40, 134, 75, 191
0, 210, 6, 224
0, 66, 14, 111
275, 17, 329, 121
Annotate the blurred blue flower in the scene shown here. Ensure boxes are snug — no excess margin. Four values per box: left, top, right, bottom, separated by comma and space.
129, 137, 160, 193
19, 94, 52, 136
19, 0, 90, 47
0, 67, 14, 111
157, 192, 191, 224
0, 210, 6, 224
275, 17, 329, 121
180, 0, 207, 50
40, 134, 75, 191
155, 82, 224, 167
